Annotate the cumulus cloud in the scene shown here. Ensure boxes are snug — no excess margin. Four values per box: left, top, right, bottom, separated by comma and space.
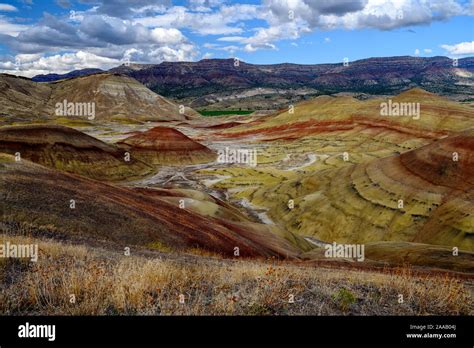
79, 0, 171, 19
212, 0, 471, 54
135, 4, 261, 35
0, 4, 18, 12
0, 4, 199, 75
188, 0, 225, 11
263, 0, 366, 26
264, 0, 465, 31
1, 9, 194, 58
329, 0, 464, 30
210, 19, 307, 53
441, 41, 474, 56
150, 27, 186, 44
0, 17, 28, 36
1, 51, 121, 77
468, 0, 474, 15
244, 42, 276, 52
235, 0, 471, 52
245, 20, 308, 46
78, 15, 151, 46
120, 42, 198, 62
217, 36, 247, 42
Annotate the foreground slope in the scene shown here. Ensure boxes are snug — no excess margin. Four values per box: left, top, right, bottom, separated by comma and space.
1, 233, 471, 315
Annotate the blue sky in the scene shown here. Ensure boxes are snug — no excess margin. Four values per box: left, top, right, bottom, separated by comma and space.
0, 0, 472, 76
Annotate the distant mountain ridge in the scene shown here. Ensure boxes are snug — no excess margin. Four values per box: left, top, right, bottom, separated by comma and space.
29, 56, 474, 110
32, 68, 103, 82
109, 56, 474, 101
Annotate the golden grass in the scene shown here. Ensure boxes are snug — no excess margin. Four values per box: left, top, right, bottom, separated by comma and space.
0, 234, 471, 315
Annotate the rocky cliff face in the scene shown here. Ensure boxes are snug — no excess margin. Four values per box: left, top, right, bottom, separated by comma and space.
110, 56, 474, 105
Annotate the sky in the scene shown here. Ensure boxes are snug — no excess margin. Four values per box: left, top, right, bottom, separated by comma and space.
0, 0, 472, 77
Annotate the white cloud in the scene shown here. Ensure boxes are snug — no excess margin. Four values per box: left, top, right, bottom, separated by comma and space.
129, 4, 168, 16
188, 0, 225, 12
263, 0, 469, 33
239, 19, 308, 53
147, 44, 197, 62
219, 45, 240, 53
202, 52, 213, 59
135, 4, 261, 35
233, 0, 470, 53
0, 9, 197, 72
244, 42, 276, 52
217, 36, 247, 42
203, 43, 218, 49
324, 37, 331, 43
414, 48, 420, 56
88, 0, 169, 19
1, 51, 121, 77
0, 4, 18, 12
14, 53, 42, 63
201, 43, 244, 54
204, 20, 302, 53
318, 0, 464, 30
441, 41, 474, 56
423, 48, 432, 53
0, 17, 29, 36
150, 27, 186, 44
468, 0, 474, 15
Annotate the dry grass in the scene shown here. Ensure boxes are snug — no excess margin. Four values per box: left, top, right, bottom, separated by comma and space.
0, 234, 472, 315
